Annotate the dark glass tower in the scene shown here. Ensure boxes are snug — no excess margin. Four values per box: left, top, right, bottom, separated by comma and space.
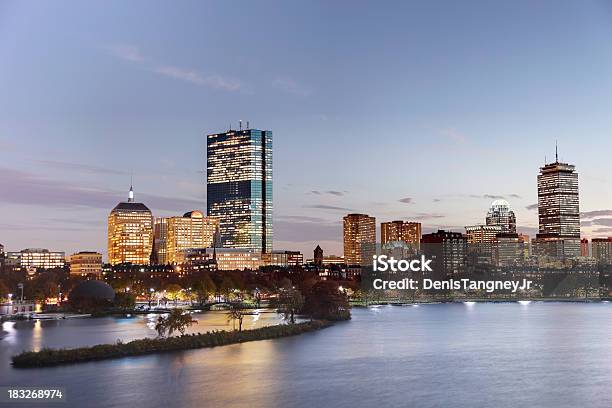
206, 128, 272, 253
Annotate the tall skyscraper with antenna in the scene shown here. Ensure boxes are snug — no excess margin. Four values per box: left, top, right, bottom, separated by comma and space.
206, 127, 273, 253
534, 145, 580, 259
108, 185, 154, 265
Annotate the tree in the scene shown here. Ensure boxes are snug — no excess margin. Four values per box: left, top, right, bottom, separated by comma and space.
155, 309, 197, 337
192, 274, 216, 305
114, 292, 135, 310
304, 281, 351, 321
226, 302, 247, 332
219, 276, 235, 302
164, 283, 183, 306
276, 283, 304, 324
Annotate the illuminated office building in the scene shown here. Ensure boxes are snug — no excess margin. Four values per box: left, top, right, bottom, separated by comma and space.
154, 210, 220, 264
343, 213, 376, 265
534, 149, 580, 259
6, 248, 65, 273
108, 186, 154, 265
381, 221, 421, 250
207, 128, 272, 253
69, 252, 103, 277
486, 200, 516, 233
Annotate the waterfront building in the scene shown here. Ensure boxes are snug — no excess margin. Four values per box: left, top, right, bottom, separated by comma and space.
206, 128, 272, 253
580, 238, 589, 257
343, 213, 376, 265
69, 252, 103, 277
486, 200, 517, 233
591, 238, 612, 264
107, 186, 154, 265
6, 248, 65, 274
154, 211, 219, 264
381, 221, 421, 250
534, 149, 580, 259
492, 233, 526, 267
465, 224, 502, 264
421, 230, 467, 278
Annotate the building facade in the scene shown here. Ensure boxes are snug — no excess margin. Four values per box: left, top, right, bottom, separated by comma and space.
465, 224, 502, 264
69, 252, 103, 277
580, 238, 589, 257
421, 230, 467, 278
154, 211, 219, 264
592, 238, 612, 264
343, 213, 376, 265
380, 221, 421, 250
6, 248, 65, 273
207, 128, 272, 253
486, 200, 517, 233
535, 152, 580, 259
108, 187, 154, 265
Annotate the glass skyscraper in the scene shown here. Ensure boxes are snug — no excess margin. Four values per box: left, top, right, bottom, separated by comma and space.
206, 128, 272, 253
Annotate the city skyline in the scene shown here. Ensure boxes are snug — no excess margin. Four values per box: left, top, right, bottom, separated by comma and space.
4, 1, 612, 257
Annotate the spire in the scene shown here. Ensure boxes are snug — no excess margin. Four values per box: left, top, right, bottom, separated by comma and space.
128, 185, 134, 202
555, 140, 558, 163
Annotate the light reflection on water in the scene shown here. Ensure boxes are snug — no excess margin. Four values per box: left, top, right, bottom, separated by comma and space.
2, 304, 612, 408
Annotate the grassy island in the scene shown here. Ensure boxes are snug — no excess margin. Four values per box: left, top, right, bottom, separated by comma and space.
12, 320, 332, 368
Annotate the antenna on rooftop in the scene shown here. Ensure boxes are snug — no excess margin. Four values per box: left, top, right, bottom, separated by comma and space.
555, 140, 558, 162
239, 120, 242, 130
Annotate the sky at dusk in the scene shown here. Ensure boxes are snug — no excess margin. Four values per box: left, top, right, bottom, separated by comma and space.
3, 0, 612, 260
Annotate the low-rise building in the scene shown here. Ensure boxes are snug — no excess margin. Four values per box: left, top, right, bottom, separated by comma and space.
69, 252, 103, 277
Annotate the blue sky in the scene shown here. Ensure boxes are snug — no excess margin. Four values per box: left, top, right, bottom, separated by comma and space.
2, 0, 612, 259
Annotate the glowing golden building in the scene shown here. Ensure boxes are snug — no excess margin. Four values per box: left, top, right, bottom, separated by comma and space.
154, 210, 220, 264
107, 186, 154, 265
381, 221, 422, 249
343, 213, 376, 265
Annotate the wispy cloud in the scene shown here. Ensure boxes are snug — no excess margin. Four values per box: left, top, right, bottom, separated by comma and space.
469, 194, 522, 200
0, 167, 201, 212
412, 213, 445, 220
106, 44, 241, 91
310, 190, 346, 196
398, 197, 413, 204
581, 210, 612, 219
154, 66, 241, 91
37, 160, 129, 176
106, 44, 145, 62
272, 77, 310, 96
526, 203, 538, 211
304, 204, 353, 212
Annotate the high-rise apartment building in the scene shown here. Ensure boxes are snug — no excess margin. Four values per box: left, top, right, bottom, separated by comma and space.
381, 221, 421, 249
486, 200, 516, 233
465, 224, 502, 264
591, 238, 612, 264
154, 210, 219, 264
207, 128, 272, 253
343, 213, 376, 265
535, 149, 580, 258
421, 230, 467, 278
108, 187, 154, 265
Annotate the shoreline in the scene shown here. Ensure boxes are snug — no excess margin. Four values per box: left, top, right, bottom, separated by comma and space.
11, 320, 333, 368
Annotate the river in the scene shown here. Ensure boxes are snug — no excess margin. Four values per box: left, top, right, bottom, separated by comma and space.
2, 303, 612, 407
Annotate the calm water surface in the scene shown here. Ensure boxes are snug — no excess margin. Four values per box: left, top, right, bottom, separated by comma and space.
2, 303, 612, 408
